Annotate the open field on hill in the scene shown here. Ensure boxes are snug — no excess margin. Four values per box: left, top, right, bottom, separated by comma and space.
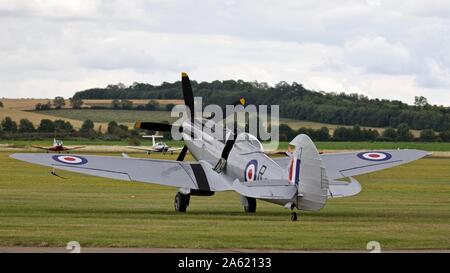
0, 99, 179, 132
1, 99, 60, 110
0, 99, 183, 110
0, 107, 108, 131
35, 109, 177, 125
0, 152, 448, 250
82, 99, 183, 107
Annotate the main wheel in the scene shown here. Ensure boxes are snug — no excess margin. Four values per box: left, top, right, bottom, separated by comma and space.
243, 197, 257, 213
174, 192, 190, 212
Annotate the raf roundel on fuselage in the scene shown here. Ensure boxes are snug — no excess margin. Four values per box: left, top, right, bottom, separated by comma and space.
244, 160, 258, 182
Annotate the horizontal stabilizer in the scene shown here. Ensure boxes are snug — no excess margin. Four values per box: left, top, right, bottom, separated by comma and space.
232, 179, 297, 200
328, 177, 362, 198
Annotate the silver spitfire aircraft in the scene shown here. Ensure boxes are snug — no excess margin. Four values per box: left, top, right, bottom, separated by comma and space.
10, 73, 429, 221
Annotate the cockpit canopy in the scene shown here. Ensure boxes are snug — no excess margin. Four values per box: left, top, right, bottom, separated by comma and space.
199, 118, 263, 151
235, 132, 264, 152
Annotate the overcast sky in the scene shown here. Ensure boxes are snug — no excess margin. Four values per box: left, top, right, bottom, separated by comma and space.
1, 0, 449, 105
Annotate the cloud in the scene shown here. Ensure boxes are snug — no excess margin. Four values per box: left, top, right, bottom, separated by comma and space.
343, 35, 411, 74
0, 0, 449, 105
415, 60, 450, 88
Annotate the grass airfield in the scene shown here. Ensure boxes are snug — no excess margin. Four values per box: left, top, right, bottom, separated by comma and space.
0, 151, 449, 251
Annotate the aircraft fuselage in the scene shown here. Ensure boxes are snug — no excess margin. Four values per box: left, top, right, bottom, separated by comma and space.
182, 119, 286, 185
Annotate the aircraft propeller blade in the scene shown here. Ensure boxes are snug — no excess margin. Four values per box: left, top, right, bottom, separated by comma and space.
213, 97, 248, 173
176, 72, 195, 162
181, 72, 195, 122
133, 73, 197, 162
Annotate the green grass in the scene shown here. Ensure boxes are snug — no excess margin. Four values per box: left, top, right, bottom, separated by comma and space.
0, 139, 183, 147
0, 152, 449, 250
34, 109, 176, 124
2, 138, 450, 151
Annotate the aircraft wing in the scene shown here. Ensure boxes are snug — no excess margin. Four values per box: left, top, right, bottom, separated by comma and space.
31, 145, 51, 151
10, 153, 230, 191
166, 147, 183, 152
321, 149, 429, 180
127, 146, 157, 152
65, 146, 85, 150
272, 149, 429, 180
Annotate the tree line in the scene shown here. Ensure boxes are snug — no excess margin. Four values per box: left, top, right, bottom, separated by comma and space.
1, 116, 449, 143
33, 97, 173, 111
108, 99, 173, 111
34, 96, 84, 110
72, 80, 450, 132
278, 123, 450, 142
0, 116, 141, 144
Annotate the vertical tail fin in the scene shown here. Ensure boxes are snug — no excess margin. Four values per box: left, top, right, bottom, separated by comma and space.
288, 134, 329, 211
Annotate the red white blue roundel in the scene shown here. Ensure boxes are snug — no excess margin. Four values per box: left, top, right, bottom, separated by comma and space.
357, 152, 392, 161
52, 155, 88, 165
244, 160, 258, 182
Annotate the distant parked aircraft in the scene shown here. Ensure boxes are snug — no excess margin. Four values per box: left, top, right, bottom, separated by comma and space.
127, 135, 182, 155
31, 138, 84, 153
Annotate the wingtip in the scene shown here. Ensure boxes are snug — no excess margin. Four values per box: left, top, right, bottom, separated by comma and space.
9, 153, 27, 160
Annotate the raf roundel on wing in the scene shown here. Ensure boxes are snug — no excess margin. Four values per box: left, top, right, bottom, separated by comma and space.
52, 155, 88, 165
357, 152, 392, 161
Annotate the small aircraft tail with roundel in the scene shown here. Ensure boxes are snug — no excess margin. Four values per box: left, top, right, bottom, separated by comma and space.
288, 134, 329, 211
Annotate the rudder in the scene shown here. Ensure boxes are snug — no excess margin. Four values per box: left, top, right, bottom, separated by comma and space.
288, 134, 329, 211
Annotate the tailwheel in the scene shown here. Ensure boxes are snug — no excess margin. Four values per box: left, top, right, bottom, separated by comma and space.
243, 197, 256, 213
174, 192, 190, 212
290, 211, 298, 222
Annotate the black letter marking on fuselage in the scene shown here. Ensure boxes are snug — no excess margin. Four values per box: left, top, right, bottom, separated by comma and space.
257, 165, 267, 180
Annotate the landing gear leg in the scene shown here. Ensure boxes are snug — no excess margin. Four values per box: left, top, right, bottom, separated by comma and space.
290, 211, 298, 221
290, 203, 298, 221
174, 192, 190, 212
241, 196, 256, 213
